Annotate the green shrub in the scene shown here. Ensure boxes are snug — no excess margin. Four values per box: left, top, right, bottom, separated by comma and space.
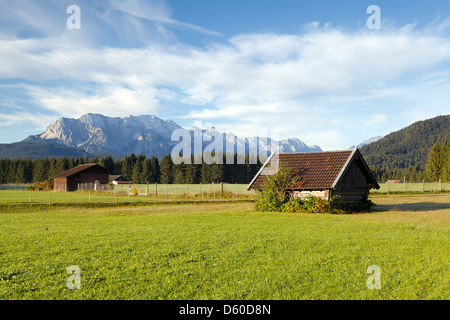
27, 180, 54, 191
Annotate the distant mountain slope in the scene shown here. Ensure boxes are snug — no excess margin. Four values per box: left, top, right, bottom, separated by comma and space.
350, 135, 383, 149
360, 115, 450, 170
0, 141, 92, 160
20, 113, 321, 159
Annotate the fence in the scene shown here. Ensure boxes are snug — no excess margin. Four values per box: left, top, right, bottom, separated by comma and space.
113, 183, 255, 197
0, 185, 28, 191
371, 180, 450, 194
77, 183, 115, 192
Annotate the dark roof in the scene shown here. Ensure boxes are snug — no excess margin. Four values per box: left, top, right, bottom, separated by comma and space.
53, 164, 109, 179
109, 175, 130, 182
247, 149, 379, 190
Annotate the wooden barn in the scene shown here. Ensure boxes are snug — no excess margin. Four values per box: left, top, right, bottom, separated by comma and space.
247, 148, 380, 203
53, 164, 110, 192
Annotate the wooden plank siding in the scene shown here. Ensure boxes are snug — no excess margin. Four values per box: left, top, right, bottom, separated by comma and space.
53, 164, 110, 192
332, 159, 370, 202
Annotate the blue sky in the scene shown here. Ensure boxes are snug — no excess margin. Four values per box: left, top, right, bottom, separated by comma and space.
1, 0, 450, 150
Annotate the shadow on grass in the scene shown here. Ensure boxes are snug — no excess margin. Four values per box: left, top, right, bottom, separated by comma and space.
375, 202, 450, 212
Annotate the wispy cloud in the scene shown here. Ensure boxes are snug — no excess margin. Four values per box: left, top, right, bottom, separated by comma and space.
1, 1, 450, 148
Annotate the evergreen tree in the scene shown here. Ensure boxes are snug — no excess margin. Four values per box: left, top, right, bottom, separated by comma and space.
0, 159, 10, 183
140, 158, 150, 183
68, 156, 76, 169
7, 159, 19, 183
173, 163, 186, 184
99, 155, 116, 173
200, 157, 211, 183
426, 141, 443, 181
121, 155, 133, 180
114, 159, 122, 175
47, 158, 58, 180
441, 137, 450, 182
159, 154, 173, 184
15, 160, 25, 184
132, 158, 143, 184
32, 158, 47, 183
22, 158, 33, 183
149, 156, 160, 183
55, 157, 69, 175
185, 155, 199, 184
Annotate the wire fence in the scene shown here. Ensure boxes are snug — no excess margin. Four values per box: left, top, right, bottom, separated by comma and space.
0, 183, 255, 205
112, 183, 254, 196
372, 180, 450, 194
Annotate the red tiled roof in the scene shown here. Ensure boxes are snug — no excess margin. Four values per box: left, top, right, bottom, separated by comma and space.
247, 149, 378, 190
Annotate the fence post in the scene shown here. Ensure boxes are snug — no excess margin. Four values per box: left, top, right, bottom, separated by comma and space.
422, 180, 425, 192
200, 183, 203, 201
236, 182, 238, 201
439, 179, 442, 192
116, 194, 118, 205
165, 184, 167, 199
155, 183, 157, 196
404, 176, 406, 192
89, 192, 91, 203
387, 180, 389, 195
49, 194, 51, 205
220, 182, 223, 194
186, 183, 188, 195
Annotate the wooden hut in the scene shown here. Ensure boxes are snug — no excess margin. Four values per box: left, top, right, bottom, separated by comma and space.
109, 175, 132, 185
247, 148, 379, 203
53, 164, 110, 192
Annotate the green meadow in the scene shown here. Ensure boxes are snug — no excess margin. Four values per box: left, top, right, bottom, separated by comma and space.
0, 192, 449, 300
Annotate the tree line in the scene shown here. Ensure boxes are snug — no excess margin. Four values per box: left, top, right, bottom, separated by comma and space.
0, 152, 264, 185
1, 139, 448, 185
368, 136, 449, 182
425, 137, 450, 182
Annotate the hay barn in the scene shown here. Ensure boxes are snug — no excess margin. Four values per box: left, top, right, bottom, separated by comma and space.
247, 148, 379, 203
53, 164, 110, 192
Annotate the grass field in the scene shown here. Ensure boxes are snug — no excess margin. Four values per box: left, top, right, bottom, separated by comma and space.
373, 182, 450, 193
0, 193, 449, 300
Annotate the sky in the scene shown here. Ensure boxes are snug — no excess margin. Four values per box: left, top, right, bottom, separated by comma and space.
1, 0, 450, 150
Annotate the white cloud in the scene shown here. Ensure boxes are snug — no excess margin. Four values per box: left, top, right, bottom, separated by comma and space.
1, 3, 450, 148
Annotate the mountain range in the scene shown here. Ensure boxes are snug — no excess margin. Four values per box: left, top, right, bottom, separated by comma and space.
1, 113, 448, 171
1, 113, 321, 159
